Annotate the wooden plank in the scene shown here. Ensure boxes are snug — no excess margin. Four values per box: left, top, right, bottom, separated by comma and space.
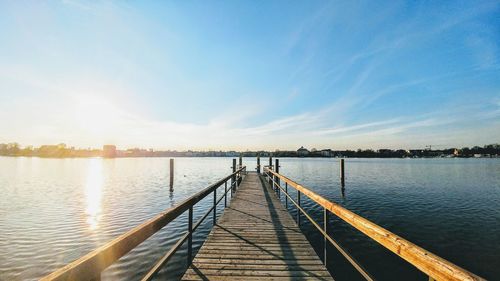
183, 276, 334, 281
190, 264, 327, 271
192, 258, 323, 266
181, 172, 332, 280
184, 268, 332, 277
193, 254, 323, 260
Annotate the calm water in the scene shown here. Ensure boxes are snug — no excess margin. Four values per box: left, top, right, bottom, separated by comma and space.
0, 157, 498, 280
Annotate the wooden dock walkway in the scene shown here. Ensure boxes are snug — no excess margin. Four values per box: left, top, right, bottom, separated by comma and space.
181, 172, 333, 281
41, 161, 484, 281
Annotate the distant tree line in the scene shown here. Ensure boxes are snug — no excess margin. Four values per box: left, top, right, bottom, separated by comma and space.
0, 142, 499, 158
0, 143, 101, 158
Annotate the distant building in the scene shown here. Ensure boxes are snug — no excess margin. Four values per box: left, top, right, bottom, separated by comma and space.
297, 146, 309, 157
409, 150, 423, 157
103, 145, 117, 158
320, 149, 333, 157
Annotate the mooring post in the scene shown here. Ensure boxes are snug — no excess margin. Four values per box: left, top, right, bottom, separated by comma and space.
257, 156, 261, 174
340, 158, 345, 187
275, 159, 280, 196
239, 155, 242, 169
232, 159, 236, 193
169, 158, 174, 188
268, 156, 273, 186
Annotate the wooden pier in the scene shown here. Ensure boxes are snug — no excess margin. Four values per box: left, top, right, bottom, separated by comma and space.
41, 159, 485, 281
182, 172, 332, 280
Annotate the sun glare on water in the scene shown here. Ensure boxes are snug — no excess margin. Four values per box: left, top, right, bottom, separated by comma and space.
85, 158, 103, 230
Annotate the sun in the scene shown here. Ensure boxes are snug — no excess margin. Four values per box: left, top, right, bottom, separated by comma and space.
74, 95, 122, 136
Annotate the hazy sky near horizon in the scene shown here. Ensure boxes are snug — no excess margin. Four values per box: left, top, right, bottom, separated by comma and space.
1, 1, 499, 150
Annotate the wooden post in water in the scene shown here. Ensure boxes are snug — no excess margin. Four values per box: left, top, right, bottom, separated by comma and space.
340, 158, 345, 187
169, 159, 174, 189
239, 155, 242, 169
257, 156, 261, 174
340, 158, 346, 197
232, 159, 236, 193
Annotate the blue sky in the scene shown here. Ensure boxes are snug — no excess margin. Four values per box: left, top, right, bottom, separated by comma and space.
0, 1, 499, 150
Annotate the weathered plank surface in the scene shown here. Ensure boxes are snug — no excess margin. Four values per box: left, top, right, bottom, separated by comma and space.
182, 172, 333, 281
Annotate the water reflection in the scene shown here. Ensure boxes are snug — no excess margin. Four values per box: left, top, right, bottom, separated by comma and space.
85, 158, 103, 230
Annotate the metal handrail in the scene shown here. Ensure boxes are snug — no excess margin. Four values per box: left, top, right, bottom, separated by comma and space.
264, 167, 485, 281
41, 166, 246, 281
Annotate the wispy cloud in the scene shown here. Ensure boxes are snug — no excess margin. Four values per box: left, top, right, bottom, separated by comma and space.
312, 118, 401, 136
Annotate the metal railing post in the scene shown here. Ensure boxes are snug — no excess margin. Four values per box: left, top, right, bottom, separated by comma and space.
267, 170, 271, 187
268, 156, 272, 185
231, 159, 236, 195
236, 171, 239, 191
187, 206, 193, 265
213, 189, 217, 225
275, 159, 280, 197
285, 182, 288, 209
324, 207, 328, 265
297, 190, 301, 227
224, 181, 227, 207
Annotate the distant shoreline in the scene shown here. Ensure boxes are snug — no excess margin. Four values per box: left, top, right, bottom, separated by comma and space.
1, 155, 498, 159
2, 143, 499, 159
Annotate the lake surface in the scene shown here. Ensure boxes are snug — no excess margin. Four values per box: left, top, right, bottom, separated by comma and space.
0, 157, 498, 280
